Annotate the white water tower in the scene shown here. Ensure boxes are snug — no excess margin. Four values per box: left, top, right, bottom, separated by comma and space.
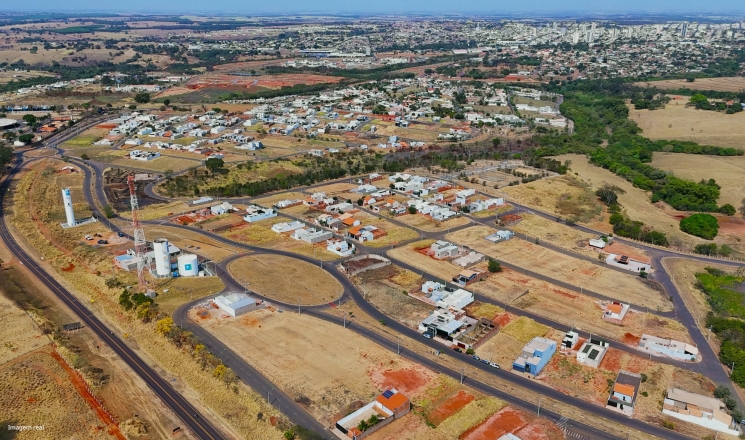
152, 239, 171, 277
62, 188, 76, 227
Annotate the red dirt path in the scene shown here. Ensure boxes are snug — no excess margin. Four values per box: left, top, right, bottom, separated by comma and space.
427, 390, 474, 426
461, 407, 528, 440
50, 350, 125, 440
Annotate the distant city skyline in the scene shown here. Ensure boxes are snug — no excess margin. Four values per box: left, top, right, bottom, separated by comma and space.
2, 1, 745, 15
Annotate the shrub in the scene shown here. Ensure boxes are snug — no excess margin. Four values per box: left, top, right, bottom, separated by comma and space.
408, 206, 417, 215
720, 204, 737, 216
680, 213, 719, 240
661, 420, 675, 430
466, 348, 475, 355
487, 258, 502, 273
80, 153, 89, 160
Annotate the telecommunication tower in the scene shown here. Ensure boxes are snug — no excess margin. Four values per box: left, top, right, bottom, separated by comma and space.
128, 175, 147, 291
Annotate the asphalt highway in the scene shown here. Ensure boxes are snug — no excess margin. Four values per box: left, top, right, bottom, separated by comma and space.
0, 126, 225, 440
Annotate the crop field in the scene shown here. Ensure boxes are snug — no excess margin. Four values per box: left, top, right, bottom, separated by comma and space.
651, 152, 745, 209
634, 77, 745, 92
395, 212, 471, 232
227, 254, 343, 305
196, 308, 437, 426
550, 155, 689, 243
446, 226, 672, 311
628, 99, 745, 150
0, 346, 115, 439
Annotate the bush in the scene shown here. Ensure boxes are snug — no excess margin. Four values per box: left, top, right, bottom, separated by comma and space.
714, 385, 731, 399
680, 213, 719, 240
408, 206, 417, 215
694, 243, 718, 256
466, 348, 475, 355
487, 259, 502, 273
661, 420, 675, 430
80, 153, 89, 160
640, 373, 648, 383
720, 204, 737, 216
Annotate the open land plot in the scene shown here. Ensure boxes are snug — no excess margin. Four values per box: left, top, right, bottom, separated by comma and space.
353, 265, 429, 329
500, 174, 607, 231
461, 406, 565, 440
634, 77, 745, 93
227, 254, 342, 305
510, 213, 598, 257
651, 152, 745, 209
196, 308, 437, 426
395, 213, 471, 232
153, 276, 226, 315
60, 127, 110, 149
628, 99, 745, 150
0, 291, 47, 364
108, 155, 200, 173
252, 191, 306, 207
552, 154, 700, 246
446, 226, 672, 311
138, 224, 244, 262
386, 240, 462, 280
0, 69, 55, 83
475, 332, 533, 372
221, 218, 339, 260
0, 346, 121, 439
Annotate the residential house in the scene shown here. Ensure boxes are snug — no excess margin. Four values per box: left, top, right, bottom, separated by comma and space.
210, 202, 233, 216
243, 206, 277, 223
346, 225, 383, 242
452, 252, 485, 268
639, 334, 698, 361
430, 240, 459, 259
301, 230, 333, 244
663, 388, 740, 435
435, 288, 474, 310
512, 337, 557, 376
452, 269, 486, 287
485, 230, 515, 242
334, 388, 410, 440
327, 239, 355, 257
562, 331, 579, 350
271, 221, 306, 233
129, 150, 160, 161
602, 301, 630, 323
418, 308, 467, 340
275, 199, 303, 209
577, 338, 610, 368
606, 370, 642, 416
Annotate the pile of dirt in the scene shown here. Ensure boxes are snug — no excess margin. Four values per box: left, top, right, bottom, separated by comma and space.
120, 415, 149, 437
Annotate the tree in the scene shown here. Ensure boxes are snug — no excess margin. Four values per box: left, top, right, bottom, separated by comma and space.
80, 153, 90, 160
719, 204, 736, 216
205, 157, 224, 174
134, 92, 151, 103
17, 134, 34, 144
156, 317, 174, 335
118, 290, 133, 311
492, 138, 501, 147
407, 206, 417, 215
22, 114, 37, 126
487, 258, 502, 273
680, 213, 719, 240
163, 99, 171, 107
714, 385, 731, 399
595, 183, 625, 206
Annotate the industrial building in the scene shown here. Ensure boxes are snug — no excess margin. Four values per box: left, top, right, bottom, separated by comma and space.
213, 293, 257, 317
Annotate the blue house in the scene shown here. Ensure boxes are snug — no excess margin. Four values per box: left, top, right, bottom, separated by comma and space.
512, 337, 557, 376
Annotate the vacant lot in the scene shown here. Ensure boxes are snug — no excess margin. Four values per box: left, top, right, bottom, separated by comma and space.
0, 346, 112, 439
355, 211, 418, 248
651, 153, 745, 209
510, 213, 597, 257
629, 99, 745, 150
154, 276, 226, 315
222, 218, 339, 260
60, 127, 109, 149
109, 155, 200, 173
552, 154, 708, 249
0, 291, 47, 364
500, 174, 605, 229
227, 254, 342, 305
395, 213, 471, 232
198, 308, 436, 426
353, 265, 429, 329
446, 226, 672, 311
139, 224, 244, 262
634, 77, 745, 93
386, 240, 462, 281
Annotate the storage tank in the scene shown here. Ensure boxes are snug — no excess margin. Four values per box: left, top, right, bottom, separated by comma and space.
178, 254, 199, 277
62, 188, 75, 227
152, 239, 171, 277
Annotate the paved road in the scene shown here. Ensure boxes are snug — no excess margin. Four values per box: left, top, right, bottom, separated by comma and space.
0, 137, 225, 439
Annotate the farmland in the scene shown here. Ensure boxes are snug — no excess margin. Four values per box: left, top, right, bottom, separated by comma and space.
446, 226, 672, 311
628, 98, 745, 150
227, 254, 343, 305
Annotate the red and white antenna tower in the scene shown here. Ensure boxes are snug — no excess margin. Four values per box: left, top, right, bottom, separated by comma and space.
128, 175, 147, 292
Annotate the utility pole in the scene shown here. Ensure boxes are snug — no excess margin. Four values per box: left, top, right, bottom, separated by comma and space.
460, 367, 465, 384
267, 388, 272, 403
397, 338, 401, 355
537, 397, 542, 417
298, 297, 300, 314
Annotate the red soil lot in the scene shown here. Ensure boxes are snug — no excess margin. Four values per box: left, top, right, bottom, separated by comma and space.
427, 390, 474, 426
370, 367, 432, 396
461, 407, 528, 440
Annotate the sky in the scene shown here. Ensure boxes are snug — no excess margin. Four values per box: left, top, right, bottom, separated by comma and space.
2, 0, 745, 15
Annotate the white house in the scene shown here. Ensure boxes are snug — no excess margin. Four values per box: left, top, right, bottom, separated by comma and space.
326, 239, 355, 257
271, 221, 306, 233
243, 206, 277, 223
210, 202, 233, 216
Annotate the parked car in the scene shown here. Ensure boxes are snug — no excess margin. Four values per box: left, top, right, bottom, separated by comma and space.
422, 331, 432, 339
85, 235, 93, 240
489, 362, 500, 369
97, 239, 108, 245
480, 358, 489, 365
472, 355, 480, 361
453, 348, 463, 353
117, 232, 125, 237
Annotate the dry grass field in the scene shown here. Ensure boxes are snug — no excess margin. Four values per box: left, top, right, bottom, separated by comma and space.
0, 346, 110, 439
475, 332, 529, 371
252, 191, 306, 207
634, 77, 745, 93
386, 240, 462, 281
109, 155, 200, 173
500, 316, 549, 343
651, 152, 745, 208
395, 213, 471, 232
154, 276, 226, 315
60, 127, 110, 149
446, 226, 672, 311
197, 308, 437, 426
510, 213, 598, 257
138, 224, 244, 262
552, 154, 708, 248
227, 254, 342, 305
222, 218, 339, 260
629, 99, 745, 150
0, 292, 47, 364
354, 265, 430, 329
